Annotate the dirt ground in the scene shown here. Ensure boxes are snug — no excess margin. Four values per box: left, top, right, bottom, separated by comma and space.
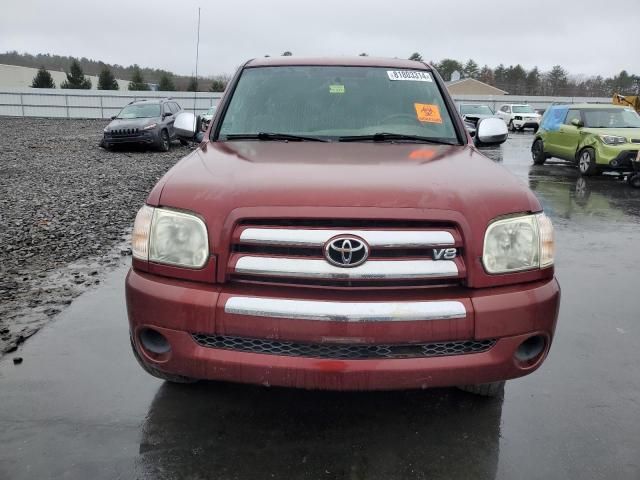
0, 117, 187, 354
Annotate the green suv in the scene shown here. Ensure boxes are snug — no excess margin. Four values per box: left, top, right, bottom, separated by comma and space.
531, 104, 640, 175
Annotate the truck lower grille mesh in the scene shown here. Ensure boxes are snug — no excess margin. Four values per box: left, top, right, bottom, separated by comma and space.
191, 334, 495, 360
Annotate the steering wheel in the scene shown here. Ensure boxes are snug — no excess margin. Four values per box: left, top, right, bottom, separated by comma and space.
378, 113, 419, 125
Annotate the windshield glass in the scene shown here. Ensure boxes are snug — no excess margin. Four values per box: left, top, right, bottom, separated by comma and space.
218, 66, 458, 142
460, 104, 493, 115
512, 105, 535, 114
583, 108, 640, 128
117, 103, 161, 119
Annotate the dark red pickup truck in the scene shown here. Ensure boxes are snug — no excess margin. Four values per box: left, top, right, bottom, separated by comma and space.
126, 57, 559, 396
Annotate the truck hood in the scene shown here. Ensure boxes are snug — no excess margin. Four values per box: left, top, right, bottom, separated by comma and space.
152, 140, 541, 243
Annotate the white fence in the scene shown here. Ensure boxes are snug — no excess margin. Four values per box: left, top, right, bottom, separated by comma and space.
451, 94, 611, 111
0, 87, 613, 119
0, 88, 223, 119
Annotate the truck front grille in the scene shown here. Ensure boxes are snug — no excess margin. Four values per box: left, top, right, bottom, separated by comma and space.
192, 334, 495, 360
228, 219, 465, 288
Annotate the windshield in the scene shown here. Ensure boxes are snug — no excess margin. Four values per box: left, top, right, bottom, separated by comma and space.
218, 66, 459, 143
583, 108, 640, 128
460, 104, 493, 115
117, 103, 161, 119
512, 105, 535, 114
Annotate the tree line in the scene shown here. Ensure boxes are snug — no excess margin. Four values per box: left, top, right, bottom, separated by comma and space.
16, 49, 640, 96
406, 53, 639, 97
29, 60, 229, 92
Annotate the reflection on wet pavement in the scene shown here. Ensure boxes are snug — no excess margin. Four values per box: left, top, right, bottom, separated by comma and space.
1, 132, 639, 480
140, 383, 502, 479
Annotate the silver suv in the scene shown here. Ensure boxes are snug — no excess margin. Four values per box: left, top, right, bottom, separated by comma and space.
102, 98, 183, 151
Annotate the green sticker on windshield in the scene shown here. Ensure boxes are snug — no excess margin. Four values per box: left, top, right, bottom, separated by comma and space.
329, 85, 345, 94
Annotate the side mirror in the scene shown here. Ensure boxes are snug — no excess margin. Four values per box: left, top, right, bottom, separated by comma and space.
475, 117, 508, 146
174, 112, 199, 140
162, 112, 172, 118
571, 118, 583, 128
110, 115, 117, 120
195, 132, 205, 143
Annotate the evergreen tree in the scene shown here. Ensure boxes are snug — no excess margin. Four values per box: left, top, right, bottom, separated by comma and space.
408, 52, 423, 62
493, 64, 508, 91
31, 66, 55, 88
158, 73, 176, 91
60, 59, 91, 89
610, 70, 634, 94
437, 59, 464, 81
505, 64, 527, 95
209, 79, 226, 92
478, 65, 494, 85
128, 65, 150, 91
187, 77, 199, 92
525, 67, 541, 95
546, 65, 568, 95
463, 59, 479, 79
97, 66, 118, 90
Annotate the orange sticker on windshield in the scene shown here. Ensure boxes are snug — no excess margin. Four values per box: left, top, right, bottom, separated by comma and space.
414, 103, 442, 124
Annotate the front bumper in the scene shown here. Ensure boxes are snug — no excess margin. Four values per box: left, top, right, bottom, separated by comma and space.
126, 269, 560, 390
103, 131, 159, 145
595, 144, 640, 169
513, 118, 540, 129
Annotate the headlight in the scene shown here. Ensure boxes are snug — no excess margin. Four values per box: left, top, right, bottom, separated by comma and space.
132, 205, 209, 269
143, 123, 157, 130
482, 213, 554, 274
599, 135, 626, 145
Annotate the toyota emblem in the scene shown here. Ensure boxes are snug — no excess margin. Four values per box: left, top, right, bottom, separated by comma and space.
324, 235, 369, 268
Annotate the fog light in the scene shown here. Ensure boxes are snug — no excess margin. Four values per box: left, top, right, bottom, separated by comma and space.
515, 335, 546, 363
139, 328, 171, 354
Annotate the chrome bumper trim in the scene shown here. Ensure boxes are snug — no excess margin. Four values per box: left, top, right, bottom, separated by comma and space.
224, 297, 466, 322
239, 228, 455, 248
234, 256, 459, 280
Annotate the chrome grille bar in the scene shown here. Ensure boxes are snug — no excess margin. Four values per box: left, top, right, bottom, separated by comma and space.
239, 228, 455, 248
224, 296, 466, 322
233, 256, 459, 280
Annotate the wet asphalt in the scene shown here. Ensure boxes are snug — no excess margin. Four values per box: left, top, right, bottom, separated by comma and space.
1, 133, 639, 480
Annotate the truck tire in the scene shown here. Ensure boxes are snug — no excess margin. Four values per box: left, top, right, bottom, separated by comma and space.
508, 120, 515, 132
458, 381, 505, 398
130, 337, 196, 384
531, 139, 546, 165
578, 148, 599, 176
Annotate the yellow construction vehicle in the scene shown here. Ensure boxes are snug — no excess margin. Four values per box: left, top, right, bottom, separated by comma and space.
612, 93, 640, 113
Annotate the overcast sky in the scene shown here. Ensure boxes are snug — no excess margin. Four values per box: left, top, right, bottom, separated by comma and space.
2, 0, 639, 78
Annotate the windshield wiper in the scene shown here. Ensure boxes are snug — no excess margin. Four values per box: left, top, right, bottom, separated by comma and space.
224, 132, 328, 142
338, 133, 457, 145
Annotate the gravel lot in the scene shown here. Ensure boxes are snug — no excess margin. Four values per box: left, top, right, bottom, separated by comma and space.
0, 117, 187, 355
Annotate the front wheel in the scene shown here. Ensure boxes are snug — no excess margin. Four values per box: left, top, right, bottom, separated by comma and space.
508, 120, 515, 132
531, 139, 546, 165
578, 148, 599, 176
458, 381, 505, 397
157, 129, 171, 152
628, 173, 640, 188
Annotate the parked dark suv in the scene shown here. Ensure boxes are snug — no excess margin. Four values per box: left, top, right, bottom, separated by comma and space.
102, 98, 183, 151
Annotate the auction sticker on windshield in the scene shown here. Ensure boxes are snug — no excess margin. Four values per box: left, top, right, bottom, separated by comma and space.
387, 70, 432, 82
414, 103, 442, 123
